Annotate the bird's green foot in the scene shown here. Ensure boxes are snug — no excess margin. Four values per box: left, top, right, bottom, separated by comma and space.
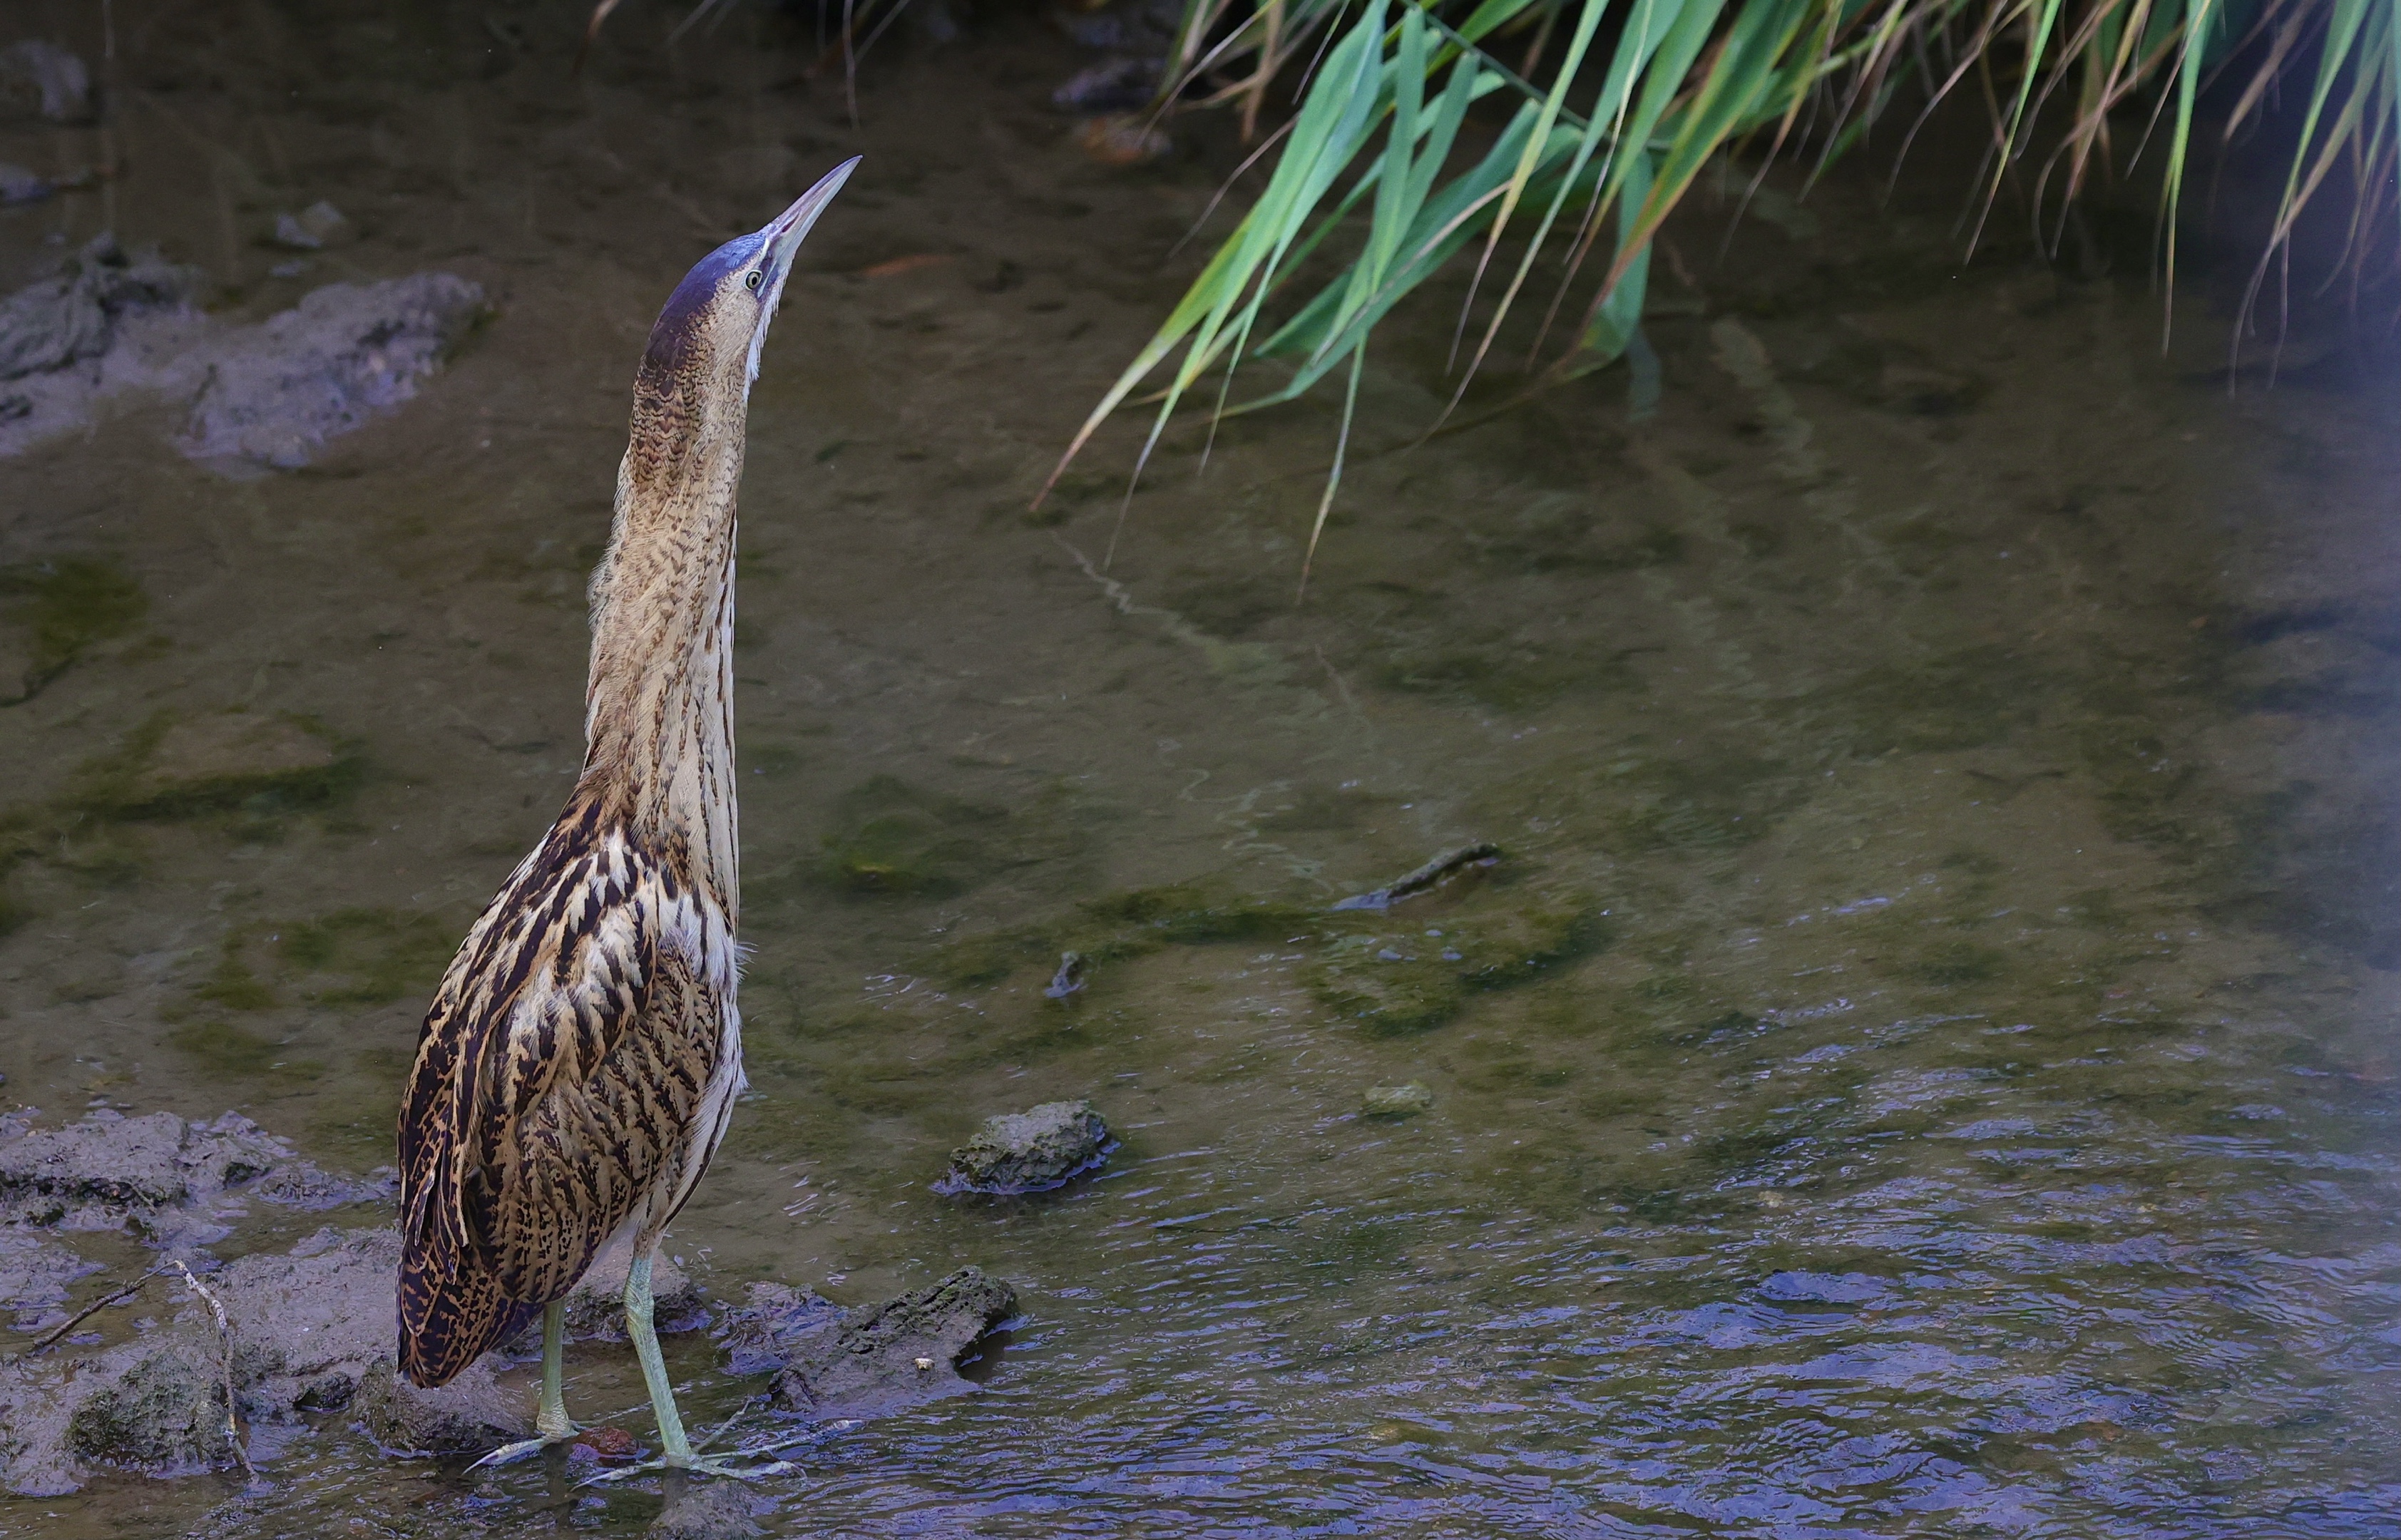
466, 1427, 582, 1472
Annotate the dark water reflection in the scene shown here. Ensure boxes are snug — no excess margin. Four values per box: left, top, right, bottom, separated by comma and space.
0, 0, 2392, 1534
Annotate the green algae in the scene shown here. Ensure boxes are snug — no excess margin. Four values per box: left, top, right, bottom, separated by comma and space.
0, 556, 148, 706
1307, 890, 1604, 1036
813, 775, 1009, 898
1373, 645, 1609, 713
1309, 954, 1470, 1036
66, 712, 364, 826
276, 908, 458, 1005
1810, 644, 2050, 756
928, 881, 1323, 991
165, 1020, 286, 1075
192, 943, 277, 1011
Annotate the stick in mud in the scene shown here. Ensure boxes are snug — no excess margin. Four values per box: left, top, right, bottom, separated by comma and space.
12, 1265, 166, 1359
171, 1261, 257, 1482
1329, 842, 1502, 913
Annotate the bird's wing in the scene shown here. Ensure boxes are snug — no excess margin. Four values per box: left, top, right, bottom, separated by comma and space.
400, 806, 729, 1308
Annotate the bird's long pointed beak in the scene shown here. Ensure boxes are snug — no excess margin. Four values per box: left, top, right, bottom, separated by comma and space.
763, 155, 861, 275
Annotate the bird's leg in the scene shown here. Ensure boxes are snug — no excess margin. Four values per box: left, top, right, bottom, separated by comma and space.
467, 1302, 582, 1470
585, 1249, 793, 1484
536, 1299, 576, 1440
624, 1251, 695, 1462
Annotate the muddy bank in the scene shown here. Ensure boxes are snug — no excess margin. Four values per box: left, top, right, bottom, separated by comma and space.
0, 1107, 1021, 1496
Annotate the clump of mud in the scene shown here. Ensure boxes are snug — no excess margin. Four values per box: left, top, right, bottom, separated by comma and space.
176, 274, 486, 471
0, 239, 484, 472
717, 1267, 1018, 1418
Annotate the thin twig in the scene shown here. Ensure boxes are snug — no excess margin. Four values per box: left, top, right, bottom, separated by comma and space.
13, 1267, 165, 1359
172, 1262, 257, 1482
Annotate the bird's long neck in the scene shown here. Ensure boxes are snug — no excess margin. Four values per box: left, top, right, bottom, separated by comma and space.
581, 356, 747, 914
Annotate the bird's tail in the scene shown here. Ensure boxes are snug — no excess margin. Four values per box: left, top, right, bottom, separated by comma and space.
396, 1238, 543, 1388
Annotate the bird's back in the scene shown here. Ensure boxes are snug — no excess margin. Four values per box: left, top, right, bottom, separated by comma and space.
396, 791, 738, 1387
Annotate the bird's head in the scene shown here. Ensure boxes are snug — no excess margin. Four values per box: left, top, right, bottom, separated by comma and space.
636, 155, 860, 414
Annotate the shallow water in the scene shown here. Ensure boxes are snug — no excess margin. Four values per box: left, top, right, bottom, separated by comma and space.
1, 1, 2395, 1535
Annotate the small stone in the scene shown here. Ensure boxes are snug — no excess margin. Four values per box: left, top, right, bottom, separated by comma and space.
936, 1100, 1111, 1196
1362, 1082, 1435, 1119
270, 201, 347, 251
1076, 115, 1171, 168
571, 1425, 640, 1464
912, 1355, 933, 1371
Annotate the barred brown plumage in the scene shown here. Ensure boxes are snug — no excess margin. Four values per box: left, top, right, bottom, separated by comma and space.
395, 158, 859, 1480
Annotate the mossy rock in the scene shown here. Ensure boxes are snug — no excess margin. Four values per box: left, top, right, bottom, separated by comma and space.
928, 924, 1058, 988
1072, 883, 1320, 955
814, 775, 1007, 898
64, 1348, 220, 1468
72, 712, 361, 823
1150, 898, 1319, 946
1313, 888, 1602, 1033
1443, 901, 1604, 988
0, 556, 147, 706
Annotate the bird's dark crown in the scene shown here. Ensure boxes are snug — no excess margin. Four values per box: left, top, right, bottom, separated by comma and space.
641, 232, 767, 379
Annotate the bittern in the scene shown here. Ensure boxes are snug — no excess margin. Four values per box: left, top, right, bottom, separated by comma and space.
396, 158, 859, 1477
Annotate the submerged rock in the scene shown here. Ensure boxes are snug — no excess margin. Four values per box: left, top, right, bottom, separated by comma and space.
1361, 1082, 1435, 1119
178, 273, 486, 472
721, 1267, 1016, 1419
270, 201, 349, 252
1309, 890, 1602, 1035
118, 712, 344, 817
0, 1227, 525, 1494
1051, 56, 1157, 113
936, 1100, 1112, 1196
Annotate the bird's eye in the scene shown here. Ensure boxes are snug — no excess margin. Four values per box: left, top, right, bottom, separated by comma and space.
744, 270, 764, 292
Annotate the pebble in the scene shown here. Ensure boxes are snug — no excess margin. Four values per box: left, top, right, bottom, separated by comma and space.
1362, 1082, 1435, 1119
